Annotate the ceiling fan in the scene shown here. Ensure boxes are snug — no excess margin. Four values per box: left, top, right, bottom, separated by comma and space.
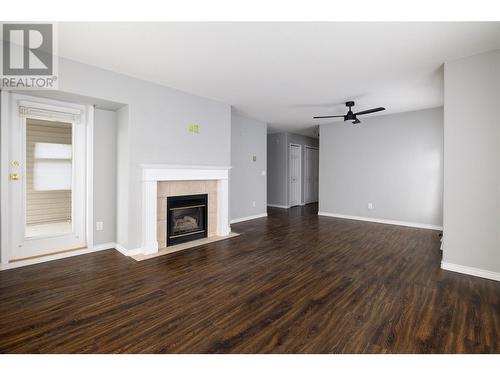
313, 101, 385, 124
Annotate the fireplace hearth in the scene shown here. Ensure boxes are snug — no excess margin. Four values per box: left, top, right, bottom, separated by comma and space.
167, 194, 208, 246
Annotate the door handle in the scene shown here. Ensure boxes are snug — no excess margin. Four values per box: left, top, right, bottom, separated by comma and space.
10, 173, 20, 181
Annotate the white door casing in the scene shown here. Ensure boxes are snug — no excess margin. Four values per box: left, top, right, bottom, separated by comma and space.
289, 144, 302, 207
1, 93, 92, 262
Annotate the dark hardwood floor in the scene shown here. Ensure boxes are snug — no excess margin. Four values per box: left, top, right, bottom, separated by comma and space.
0, 204, 499, 353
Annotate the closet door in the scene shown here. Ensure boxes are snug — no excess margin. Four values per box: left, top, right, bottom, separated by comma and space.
289, 144, 302, 207
311, 148, 319, 202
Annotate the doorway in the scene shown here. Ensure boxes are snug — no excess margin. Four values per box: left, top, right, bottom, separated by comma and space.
1, 94, 91, 262
304, 146, 319, 204
289, 144, 302, 207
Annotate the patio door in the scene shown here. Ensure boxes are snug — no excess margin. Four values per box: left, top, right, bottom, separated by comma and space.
5, 94, 88, 261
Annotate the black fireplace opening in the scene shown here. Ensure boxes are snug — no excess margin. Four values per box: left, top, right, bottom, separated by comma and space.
167, 194, 208, 246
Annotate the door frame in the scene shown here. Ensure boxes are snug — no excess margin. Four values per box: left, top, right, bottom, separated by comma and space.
304, 145, 319, 204
0, 91, 94, 265
288, 143, 302, 207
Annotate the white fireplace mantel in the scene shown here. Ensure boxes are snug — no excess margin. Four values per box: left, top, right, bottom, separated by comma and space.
140, 164, 232, 255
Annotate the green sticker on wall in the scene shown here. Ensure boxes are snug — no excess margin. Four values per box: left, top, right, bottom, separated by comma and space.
189, 124, 200, 134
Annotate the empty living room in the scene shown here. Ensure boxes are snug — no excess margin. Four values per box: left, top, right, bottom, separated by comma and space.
1, 0, 500, 372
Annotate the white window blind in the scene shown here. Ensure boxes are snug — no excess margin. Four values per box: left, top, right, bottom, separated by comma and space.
33, 142, 72, 191
34, 142, 72, 159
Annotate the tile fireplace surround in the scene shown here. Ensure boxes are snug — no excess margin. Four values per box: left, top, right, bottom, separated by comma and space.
159, 183, 214, 248
139, 164, 231, 256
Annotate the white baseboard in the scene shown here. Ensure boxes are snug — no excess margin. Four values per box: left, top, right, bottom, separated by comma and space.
317, 212, 443, 231
0, 244, 115, 271
441, 262, 500, 282
92, 242, 116, 251
230, 213, 267, 224
267, 204, 290, 209
114, 243, 143, 256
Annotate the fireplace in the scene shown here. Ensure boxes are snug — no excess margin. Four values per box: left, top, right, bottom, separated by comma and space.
167, 194, 208, 246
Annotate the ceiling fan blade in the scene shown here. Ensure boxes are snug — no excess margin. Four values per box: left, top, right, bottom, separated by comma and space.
355, 107, 386, 116
313, 115, 345, 119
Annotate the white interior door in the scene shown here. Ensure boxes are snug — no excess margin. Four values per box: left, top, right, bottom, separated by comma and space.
304, 147, 319, 204
289, 144, 301, 207
304, 147, 310, 203
6, 94, 88, 261
311, 148, 319, 202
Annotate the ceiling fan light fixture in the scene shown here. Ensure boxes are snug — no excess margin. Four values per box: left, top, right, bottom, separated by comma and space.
313, 101, 386, 124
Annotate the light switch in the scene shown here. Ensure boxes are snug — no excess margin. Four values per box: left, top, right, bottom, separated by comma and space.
252, 155, 257, 162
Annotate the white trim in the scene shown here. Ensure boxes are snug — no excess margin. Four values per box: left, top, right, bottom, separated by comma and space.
0, 93, 92, 262
267, 204, 290, 209
140, 164, 232, 170
114, 243, 142, 257
139, 164, 231, 257
288, 143, 302, 207
0, 90, 10, 265
0, 244, 115, 271
141, 180, 159, 254
441, 262, 500, 282
230, 213, 268, 224
18, 101, 82, 123
142, 165, 231, 182
317, 212, 443, 230
91, 242, 115, 251
86, 105, 95, 250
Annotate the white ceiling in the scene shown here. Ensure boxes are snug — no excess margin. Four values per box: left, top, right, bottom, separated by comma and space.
58, 22, 500, 137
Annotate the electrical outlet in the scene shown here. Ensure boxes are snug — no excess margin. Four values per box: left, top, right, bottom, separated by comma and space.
96, 221, 104, 231
252, 201, 256, 207
367, 203, 374, 210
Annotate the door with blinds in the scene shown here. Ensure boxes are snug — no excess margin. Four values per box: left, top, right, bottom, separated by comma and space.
5, 95, 88, 261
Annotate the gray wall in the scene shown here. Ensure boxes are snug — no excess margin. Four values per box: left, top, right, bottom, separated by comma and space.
57, 57, 231, 249
443, 49, 500, 274
319, 107, 444, 227
267, 132, 319, 207
230, 111, 267, 220
93, 109, 117, 245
